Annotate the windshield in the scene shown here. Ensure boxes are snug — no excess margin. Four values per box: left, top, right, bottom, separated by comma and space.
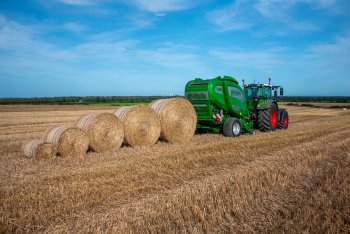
264, 87, 271, 99
245, 86, 272, 99
246, 88, 254, 99
246, 87, 260, 99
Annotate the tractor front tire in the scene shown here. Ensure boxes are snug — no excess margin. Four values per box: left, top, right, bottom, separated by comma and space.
278, 110, 289, 129
223, 117, 242, 137
258, 103, 278, 132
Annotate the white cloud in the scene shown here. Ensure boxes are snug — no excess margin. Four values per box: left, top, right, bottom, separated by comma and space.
156, 12, 166, 17
0, 15, 76, 64
63, 22, 88, 32
122, 0, 202, 13
0, 13, 207, 85
310, 32, 350, 54
73, 40, 139, 62
126, 13, 157, 28
255, 0, 337, 20
309, 0, 337, 7
136, 47, 202, 68
73, 39, 205, 70
55, 0, 95, 5
303, 30, 350, 74
255, 0, 292, 20
0, 16, 33, 51
49, 0, 204, 13
210, 47, 285, 72
207, 0, 339, 32
206, 1, 252, 31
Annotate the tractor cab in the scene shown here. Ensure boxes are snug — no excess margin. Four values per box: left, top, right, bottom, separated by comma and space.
243, 78, 284, 102
245, 84, 272, 100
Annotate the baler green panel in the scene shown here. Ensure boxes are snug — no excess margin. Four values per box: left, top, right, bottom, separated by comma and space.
207, 80, 228, 111
185, 76, 253, 133
220, 77, 248, 119
185, 80, 212, 121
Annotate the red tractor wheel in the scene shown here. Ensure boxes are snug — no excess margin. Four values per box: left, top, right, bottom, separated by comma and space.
258, 103, 278, 132
270, 109, 277, 128
277, 110, 289, 129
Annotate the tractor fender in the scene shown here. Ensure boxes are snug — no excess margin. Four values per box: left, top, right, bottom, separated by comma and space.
256, 100, 278, 110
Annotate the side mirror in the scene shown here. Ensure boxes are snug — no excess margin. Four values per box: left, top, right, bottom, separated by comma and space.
280, 87, 284, 96
274, 89, 277, 98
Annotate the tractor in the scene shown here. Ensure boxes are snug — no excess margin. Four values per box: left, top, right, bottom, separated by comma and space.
185, 76, 289, 137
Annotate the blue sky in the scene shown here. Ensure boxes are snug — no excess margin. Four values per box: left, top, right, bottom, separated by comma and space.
0, 0, 349, 97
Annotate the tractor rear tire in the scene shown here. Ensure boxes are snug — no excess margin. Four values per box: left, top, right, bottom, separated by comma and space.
223, 117, 242, 137
278, 110, 289, 129
258, 103, 278, 132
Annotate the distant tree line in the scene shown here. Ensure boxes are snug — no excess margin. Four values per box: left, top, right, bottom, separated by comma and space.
279, 96, 350, 103
0, 96, 174, 105
0, 95, 349, 105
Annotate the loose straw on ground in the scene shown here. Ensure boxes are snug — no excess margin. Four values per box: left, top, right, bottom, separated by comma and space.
115, 105, 160, 147
149, 97, 197, 143
76, 113, 124, 152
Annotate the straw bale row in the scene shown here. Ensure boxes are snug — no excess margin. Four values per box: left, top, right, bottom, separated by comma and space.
22, 97, 196, 159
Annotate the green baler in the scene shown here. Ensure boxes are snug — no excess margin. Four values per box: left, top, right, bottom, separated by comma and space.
185, 76, 288, 137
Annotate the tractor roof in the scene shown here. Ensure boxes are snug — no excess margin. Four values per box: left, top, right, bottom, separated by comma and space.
244, 83, 272, 88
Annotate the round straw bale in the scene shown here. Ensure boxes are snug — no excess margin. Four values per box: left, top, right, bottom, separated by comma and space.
22, 139, 56, 160
76, 113, 124, 152
43, 125, 89, 158
114, 105, 160, 147
149, 97, 197, 143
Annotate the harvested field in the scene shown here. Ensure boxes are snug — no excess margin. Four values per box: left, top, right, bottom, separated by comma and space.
281, 102, 350, 107
0, 104, 349, 233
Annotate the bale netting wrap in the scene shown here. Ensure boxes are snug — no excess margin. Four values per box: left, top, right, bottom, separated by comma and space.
43, 125, 89, 158
76, 112, 124, 152
149, 97, 197, 143
114, 105, 161, 147
22, 139, 56, 159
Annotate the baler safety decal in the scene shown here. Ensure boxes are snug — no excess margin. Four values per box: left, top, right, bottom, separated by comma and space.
213, 113, 223, 123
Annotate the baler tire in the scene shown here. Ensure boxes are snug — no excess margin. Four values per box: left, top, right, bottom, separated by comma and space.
258, 103, 278, 132
277, 110, 289, 129
223, 117, 241, 137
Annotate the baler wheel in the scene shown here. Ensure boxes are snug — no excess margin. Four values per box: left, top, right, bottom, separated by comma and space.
258, 103, 278, 132
223, 117, 241, 137
277, 110, 289, 129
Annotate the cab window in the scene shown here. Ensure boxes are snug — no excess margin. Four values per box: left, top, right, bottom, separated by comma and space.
257, 88, 263, 97
264, 88, 271, 99
246, 88, 254, 98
